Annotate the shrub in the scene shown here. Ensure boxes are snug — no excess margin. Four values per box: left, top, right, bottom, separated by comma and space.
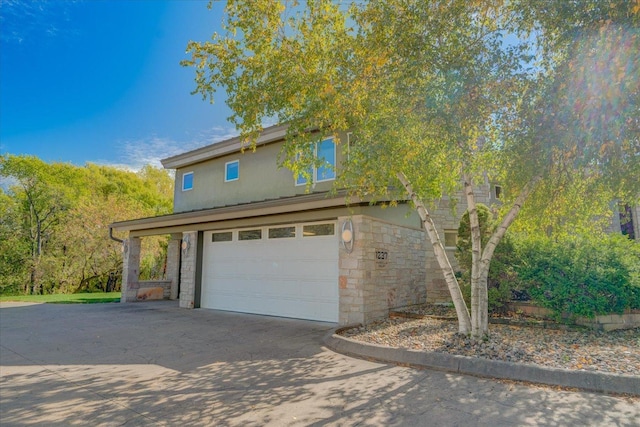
514, 234, 640, 320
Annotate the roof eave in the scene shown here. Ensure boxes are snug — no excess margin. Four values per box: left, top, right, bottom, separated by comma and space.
160, 124, 289, 170
109, 191, 359, 233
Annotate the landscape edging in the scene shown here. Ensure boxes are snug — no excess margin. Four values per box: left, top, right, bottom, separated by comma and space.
323, 331, 640, 396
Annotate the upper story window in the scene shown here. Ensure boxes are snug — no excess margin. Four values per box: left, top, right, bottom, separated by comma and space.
182, 172, 194, 191
225, 160, 239, 182
296, 138, 336, 186
494, 185, 502, 199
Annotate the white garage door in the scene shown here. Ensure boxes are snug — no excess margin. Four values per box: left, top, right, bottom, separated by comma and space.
201, 221, 339, 322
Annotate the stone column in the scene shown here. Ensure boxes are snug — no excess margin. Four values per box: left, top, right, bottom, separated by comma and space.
179, 231, 198, 309
166, 234, 181, 300
338, 215, 367, 325
121, 237, 141, 303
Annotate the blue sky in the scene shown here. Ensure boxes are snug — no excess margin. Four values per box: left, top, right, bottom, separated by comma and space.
1, 0, 237, 169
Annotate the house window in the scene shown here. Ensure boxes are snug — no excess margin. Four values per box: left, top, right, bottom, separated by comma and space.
444, 230, 458, 249
268, 226, 296, 239
494, 185, 502, 199
239, 229, 262, 241
225, 160, 239, 182
212, 232, 233, 242
295, 138, 336, 185
303, 223, 335, 237
296, 166, 313, 186
182, 172, 194, 191
316, 139, 336, 182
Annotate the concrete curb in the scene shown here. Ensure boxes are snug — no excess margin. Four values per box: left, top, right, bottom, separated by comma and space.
323, 331, 640, 396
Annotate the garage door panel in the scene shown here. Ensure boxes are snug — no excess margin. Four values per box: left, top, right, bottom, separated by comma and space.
201, 223, 339, 322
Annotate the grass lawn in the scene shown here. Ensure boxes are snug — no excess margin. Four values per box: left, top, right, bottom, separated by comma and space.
0, 292, 122, 304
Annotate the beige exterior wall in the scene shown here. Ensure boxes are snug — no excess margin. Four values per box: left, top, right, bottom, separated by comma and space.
173, 136, 347, 213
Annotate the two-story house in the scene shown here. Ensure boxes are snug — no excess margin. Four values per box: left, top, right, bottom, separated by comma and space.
109, 124, 508, 325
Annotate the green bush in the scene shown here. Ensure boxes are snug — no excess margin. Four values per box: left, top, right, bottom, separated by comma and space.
514, 234, 640, 320
455, 204, 520, 314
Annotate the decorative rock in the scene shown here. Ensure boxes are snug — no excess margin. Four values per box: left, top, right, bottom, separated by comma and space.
340, 315, 640, 376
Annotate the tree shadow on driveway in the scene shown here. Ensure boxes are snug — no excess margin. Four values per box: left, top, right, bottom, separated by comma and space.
1, 302, 638, 426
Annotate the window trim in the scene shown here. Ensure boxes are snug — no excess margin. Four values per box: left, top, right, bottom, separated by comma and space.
182, 171, 194, 192
224, 160, 240, 182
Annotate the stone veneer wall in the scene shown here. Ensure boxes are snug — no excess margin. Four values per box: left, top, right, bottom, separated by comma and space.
166, 237, 181, 300
338, 215, 427, 325
121, 237, 141, 303
179, 231, 198, 309
135, 280, 172, 300
425, 184, 492, 303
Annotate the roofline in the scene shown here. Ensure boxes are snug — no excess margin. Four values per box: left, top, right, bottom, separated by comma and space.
109, 191, 360, 233
161, 124, 288, 170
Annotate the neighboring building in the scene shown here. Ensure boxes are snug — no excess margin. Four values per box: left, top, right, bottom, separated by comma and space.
610, 203, 640, 241
109, 124, 504, 325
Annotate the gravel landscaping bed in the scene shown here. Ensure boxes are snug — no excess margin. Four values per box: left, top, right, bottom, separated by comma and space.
340, 309, 640, 376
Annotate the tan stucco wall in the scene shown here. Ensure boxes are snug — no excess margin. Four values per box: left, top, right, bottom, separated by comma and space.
173, 136, 347, 213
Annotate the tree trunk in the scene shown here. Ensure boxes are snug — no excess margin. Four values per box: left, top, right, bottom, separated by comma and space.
397, 172, 472, 334
463, 174, 488, 338
474, 175, 544, 336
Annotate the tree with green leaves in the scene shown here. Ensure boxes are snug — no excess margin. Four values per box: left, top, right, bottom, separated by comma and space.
183, 0, 639, 338
0, 155, 174, 295
0, 155, 75, 294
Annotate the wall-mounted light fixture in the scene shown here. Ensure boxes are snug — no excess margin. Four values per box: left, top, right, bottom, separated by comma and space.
181, 234, 191, 255
341, 219, 354, 253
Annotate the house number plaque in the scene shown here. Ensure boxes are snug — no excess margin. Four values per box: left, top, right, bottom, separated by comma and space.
376, 250, 389, 268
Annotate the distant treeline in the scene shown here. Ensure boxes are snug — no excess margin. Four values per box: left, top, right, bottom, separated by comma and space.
0, 154, 173, 295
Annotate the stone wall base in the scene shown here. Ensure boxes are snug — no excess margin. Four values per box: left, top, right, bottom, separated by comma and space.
124, 280, 172, 302
506, 302, 640, 331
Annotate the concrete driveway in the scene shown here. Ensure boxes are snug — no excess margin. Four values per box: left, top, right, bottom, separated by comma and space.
1, 301, 637, 426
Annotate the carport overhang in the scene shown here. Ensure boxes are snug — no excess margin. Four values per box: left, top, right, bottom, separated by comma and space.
109, 191, 365, 307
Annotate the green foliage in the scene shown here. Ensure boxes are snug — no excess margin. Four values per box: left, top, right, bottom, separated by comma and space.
514, 234, 640, 320
0, 154, 173, 295
455, 204, 519, 314
139, 236, 170, 281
